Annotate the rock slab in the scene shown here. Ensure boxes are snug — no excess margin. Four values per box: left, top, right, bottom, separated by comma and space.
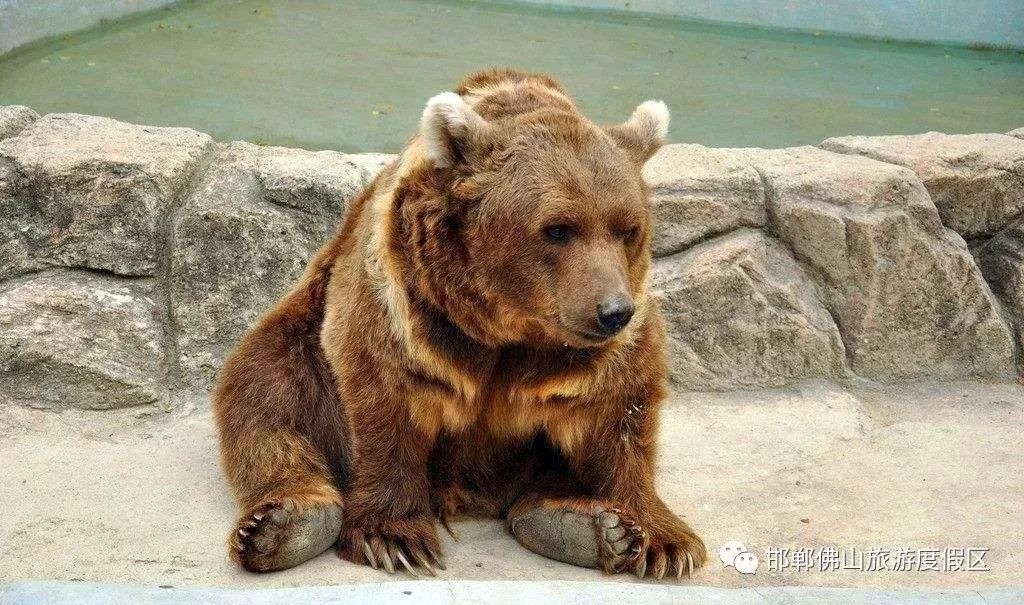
644, 144, 766, 258
652, 229, 846, 389
0, 271, 165, 410
743, 145, 1015, 380
0, 105, 38, 140
822, 132, 1024, 238
974, 220, 1024, 357
0, 113, 212, 280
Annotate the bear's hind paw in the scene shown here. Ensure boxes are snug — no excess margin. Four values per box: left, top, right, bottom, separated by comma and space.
230, 498, 342, 573
508, 502, 645, 573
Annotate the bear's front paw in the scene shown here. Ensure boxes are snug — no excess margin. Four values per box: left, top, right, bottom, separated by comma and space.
628, 514, 707, 580
337, 514, 445, 577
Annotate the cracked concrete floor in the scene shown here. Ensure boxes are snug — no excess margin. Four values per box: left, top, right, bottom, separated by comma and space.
1, 380, 1021, 590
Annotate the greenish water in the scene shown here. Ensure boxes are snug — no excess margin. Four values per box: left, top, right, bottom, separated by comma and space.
1, 0, 1022, 152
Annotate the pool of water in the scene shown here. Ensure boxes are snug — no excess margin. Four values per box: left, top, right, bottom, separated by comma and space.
1, 0, 1022, 152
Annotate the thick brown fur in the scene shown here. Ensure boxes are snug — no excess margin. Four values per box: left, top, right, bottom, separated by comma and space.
215, 68, 706, 579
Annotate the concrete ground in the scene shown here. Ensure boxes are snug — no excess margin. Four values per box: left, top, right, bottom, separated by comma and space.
1, 380, 1022, 591
2, 581, 1021, 605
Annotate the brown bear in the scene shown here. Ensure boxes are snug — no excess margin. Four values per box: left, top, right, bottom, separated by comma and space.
215, 68, 706, 580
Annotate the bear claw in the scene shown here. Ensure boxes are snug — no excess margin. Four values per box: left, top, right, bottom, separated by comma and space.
339, 518, 445, 578
631, 531, 705, 581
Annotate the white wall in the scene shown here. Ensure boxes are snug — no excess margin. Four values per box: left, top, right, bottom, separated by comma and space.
0, 0, 180, 55
504, 0, 1024, 48
3, 0, 1022, 55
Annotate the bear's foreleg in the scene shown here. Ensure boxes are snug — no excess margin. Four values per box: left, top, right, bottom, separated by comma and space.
335, 376, 445, 576
546, 402, 707, 580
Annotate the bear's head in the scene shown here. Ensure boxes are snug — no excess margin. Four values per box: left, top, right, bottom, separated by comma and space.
395, 73, 668, 351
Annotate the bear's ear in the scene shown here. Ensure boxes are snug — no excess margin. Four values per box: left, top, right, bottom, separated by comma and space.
419, 92, 492, 169
605, 100, 670, 165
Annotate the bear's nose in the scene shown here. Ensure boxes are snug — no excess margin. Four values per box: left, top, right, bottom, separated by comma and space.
596, 296, 635, 335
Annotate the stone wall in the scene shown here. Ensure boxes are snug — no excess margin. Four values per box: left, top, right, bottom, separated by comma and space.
1, 105, 1022, 410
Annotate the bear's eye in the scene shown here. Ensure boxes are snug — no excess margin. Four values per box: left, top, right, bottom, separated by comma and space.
621, 226, 640, 245
544, 224, 573, 243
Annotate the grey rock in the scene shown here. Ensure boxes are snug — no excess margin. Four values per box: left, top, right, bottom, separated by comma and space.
742, 146, 1015, 380
1007, 127, 1024, 140
0, 271, 165, 410
169, 142, 392, 387
0, 105, 38, 140
652, 229, 846, 390
822, 132, 1024, 238
643, 144, 766, 257
0, 113, 212, 280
